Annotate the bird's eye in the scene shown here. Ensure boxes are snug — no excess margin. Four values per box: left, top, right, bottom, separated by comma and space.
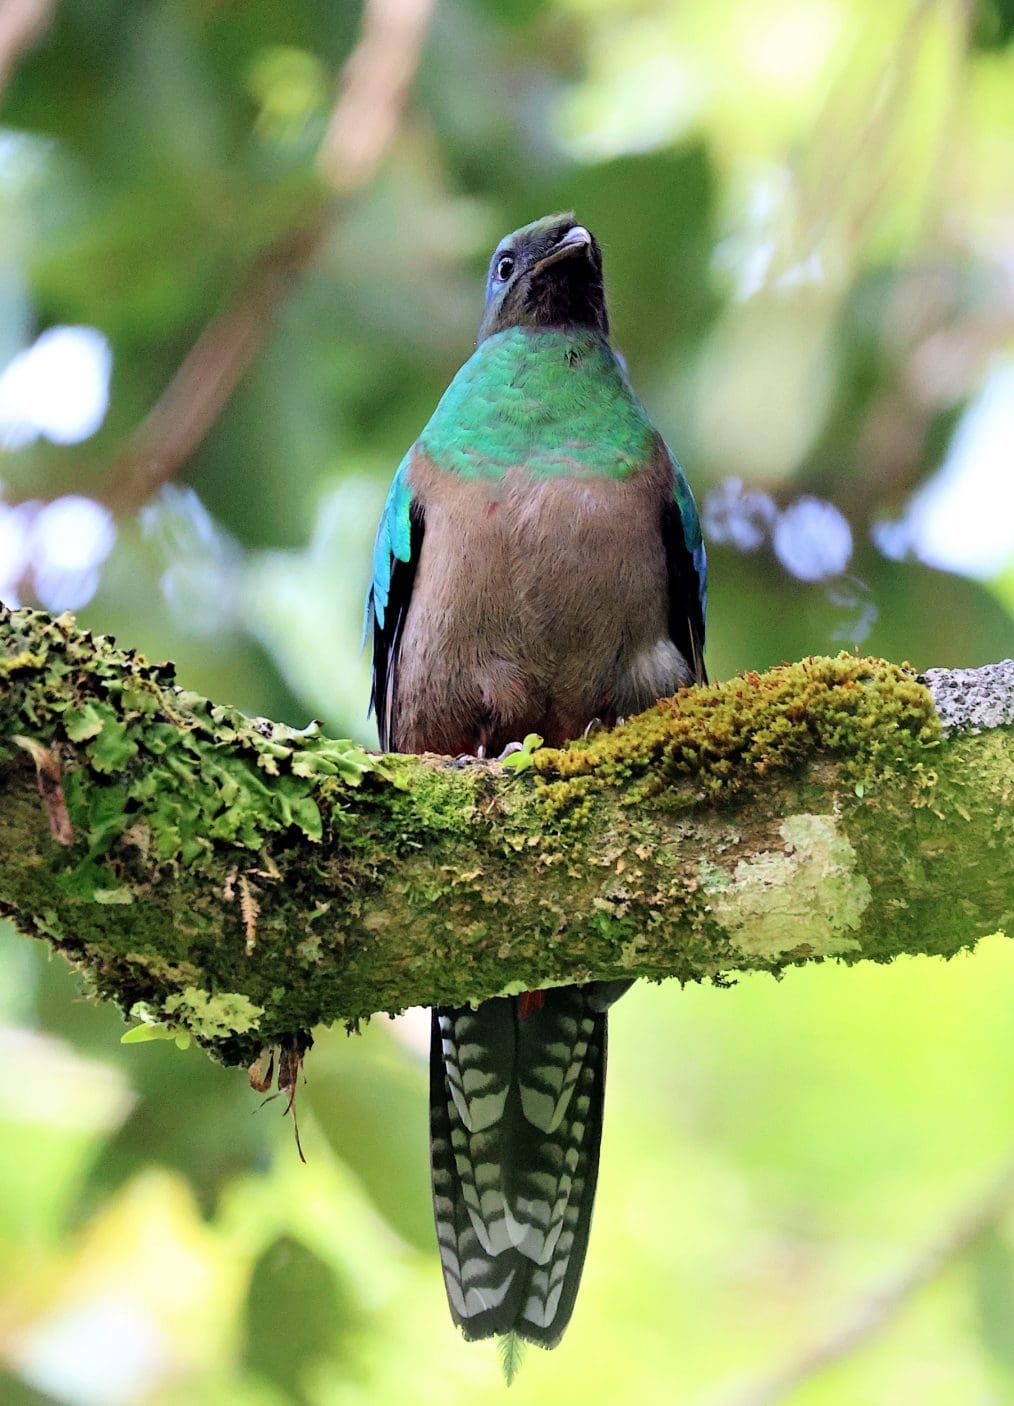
495, 254, 515, 282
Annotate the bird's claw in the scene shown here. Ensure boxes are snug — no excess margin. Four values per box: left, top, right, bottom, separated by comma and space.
452, 741, 523, 767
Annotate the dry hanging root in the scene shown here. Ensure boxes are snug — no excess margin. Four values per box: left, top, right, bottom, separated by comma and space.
248, 1032, 314, 1163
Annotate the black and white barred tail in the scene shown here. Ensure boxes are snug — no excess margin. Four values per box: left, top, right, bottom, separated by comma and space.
429, 981, 628, 1347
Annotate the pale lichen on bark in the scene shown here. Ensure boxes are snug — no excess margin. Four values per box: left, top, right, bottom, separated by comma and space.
0, 606, 1011, 1067
701, 814, 871, 961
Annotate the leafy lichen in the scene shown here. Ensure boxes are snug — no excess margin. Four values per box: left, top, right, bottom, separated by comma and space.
0, 606, 414, 1047
0, 606, 394, 885
163, 986, 265, 1039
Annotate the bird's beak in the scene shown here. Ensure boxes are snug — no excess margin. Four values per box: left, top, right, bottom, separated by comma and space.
534, 225, 592, 274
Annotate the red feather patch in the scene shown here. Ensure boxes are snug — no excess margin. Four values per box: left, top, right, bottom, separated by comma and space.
517, 990, 545, 1020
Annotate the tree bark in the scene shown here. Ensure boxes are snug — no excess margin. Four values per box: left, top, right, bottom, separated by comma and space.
1, 606, 1011, 1067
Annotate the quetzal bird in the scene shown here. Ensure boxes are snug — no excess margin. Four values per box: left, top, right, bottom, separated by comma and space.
366, 214, 706, 1350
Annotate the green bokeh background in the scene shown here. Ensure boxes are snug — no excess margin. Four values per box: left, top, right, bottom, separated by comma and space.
0, 0, 1012, 1401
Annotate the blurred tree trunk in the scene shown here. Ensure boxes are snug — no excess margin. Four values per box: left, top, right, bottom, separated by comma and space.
0, 606, 1010, 1067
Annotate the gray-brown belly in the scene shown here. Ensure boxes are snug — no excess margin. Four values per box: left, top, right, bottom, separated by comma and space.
391, 456, 691, 755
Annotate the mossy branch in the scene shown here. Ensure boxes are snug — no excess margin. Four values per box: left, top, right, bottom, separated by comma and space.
1, 606, 1011, 1067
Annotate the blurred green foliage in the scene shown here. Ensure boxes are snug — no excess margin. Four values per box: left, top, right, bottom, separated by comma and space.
0, 0, 1012, 1401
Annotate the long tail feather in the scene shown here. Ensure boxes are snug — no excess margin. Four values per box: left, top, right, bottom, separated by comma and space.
428, 988, 610, 1348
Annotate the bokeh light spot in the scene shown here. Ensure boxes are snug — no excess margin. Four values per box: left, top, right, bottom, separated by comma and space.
0, 326, 112, 449
703, 476, 776, 551
773, 495, 853, 581
29, 496, 116, 612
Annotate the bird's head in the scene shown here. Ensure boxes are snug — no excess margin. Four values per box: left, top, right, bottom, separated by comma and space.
477, 213, 609, 343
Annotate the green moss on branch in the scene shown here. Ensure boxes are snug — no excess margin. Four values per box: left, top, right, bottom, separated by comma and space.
1, 606, 1010, 1067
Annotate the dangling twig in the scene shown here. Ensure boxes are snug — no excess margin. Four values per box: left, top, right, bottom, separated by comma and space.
723, 1156, 1014, 1406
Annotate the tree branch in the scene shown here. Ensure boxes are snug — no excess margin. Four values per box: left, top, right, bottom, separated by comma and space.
724, 1154, 1014, 1406
103, 0, 436, 513
0, 0, 55, 98
0, 606, 1011, 1065
317, 0, 436, 194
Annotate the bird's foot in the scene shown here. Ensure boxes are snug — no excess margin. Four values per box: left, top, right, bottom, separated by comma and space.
452, 735, 542, 771
452, 741, 522, 767
583, 714, 627, 740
